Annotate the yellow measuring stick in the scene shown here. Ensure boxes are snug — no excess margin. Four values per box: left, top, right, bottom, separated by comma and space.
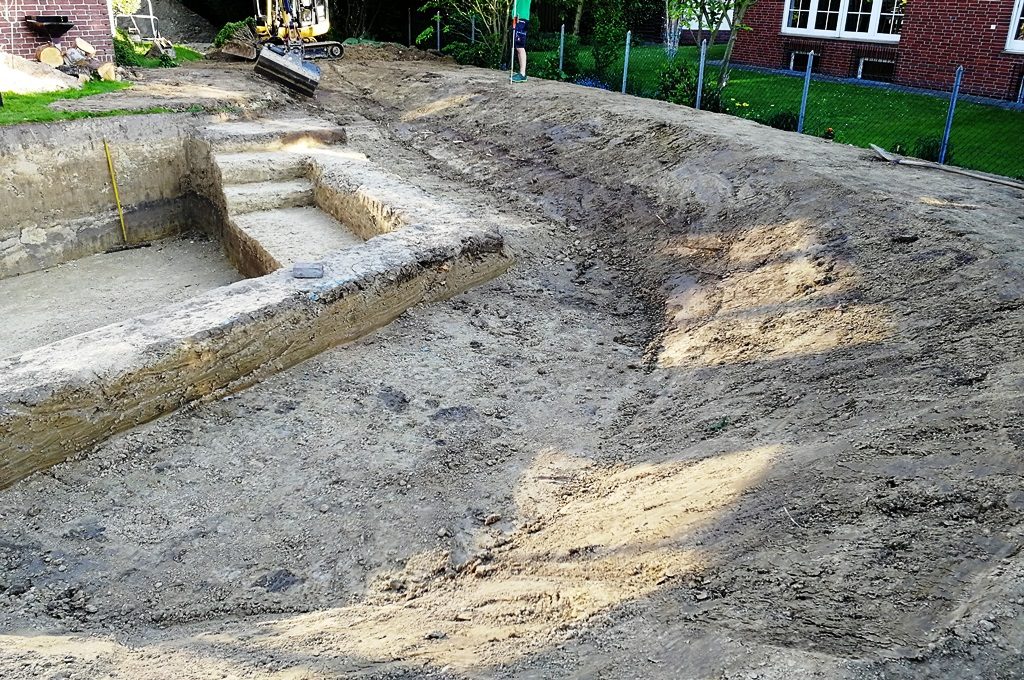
103, 139, 128, 244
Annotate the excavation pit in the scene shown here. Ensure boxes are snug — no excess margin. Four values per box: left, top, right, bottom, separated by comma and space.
0, 235, 242, 359
2, 52, 1024, 679
0, 114, 512, 489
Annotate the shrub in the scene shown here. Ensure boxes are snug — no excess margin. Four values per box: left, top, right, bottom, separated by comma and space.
533, 34, 583, 78
530, 32, 566, 52
114, 28, 180, 68
214, 19, 255, 48
444, 37, 505, 69
653, 59, 727, 112
557, 45, 583, 78
655, 59, 697, 105
113, 29, 144, 66
766, 111, 800, 131
530, 54, 569, 81
592, 0, 626, 81
699, 86, 728, 114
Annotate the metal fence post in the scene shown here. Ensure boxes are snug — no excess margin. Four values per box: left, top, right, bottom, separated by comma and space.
621, 30, 632, 94
559, 23, 565, 72
436, 12, 441, 52
797, 51, 815, 134
471, 16, 475, 43
696, 38, 708, 110
940, 65, 965, 165
407, 8, 412, 47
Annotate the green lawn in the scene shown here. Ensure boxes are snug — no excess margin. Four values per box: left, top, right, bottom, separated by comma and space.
1, 42, 210, 127
116, 37, 205, 68
721, 68, 1024, 179
531, 43, 726, 93
528, 43, 1024, 179
0, 81, 170, 126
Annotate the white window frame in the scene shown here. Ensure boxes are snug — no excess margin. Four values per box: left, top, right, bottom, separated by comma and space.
1008, 0, 1024, 54
781, 0, 902, 43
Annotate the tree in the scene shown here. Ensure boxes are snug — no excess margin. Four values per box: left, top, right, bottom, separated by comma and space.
112, 0, 143, 14
545, 0, 588, 36
334, 0, 383, 38
591, 0, 626, 80
662, 0, 758, 88
664, 0, 729, 59
418, 0, 512, 45
573, 0, 585, 34
716, 0, 758, 88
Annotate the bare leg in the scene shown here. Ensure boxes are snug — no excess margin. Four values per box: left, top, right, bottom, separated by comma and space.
516, 47, 527, 77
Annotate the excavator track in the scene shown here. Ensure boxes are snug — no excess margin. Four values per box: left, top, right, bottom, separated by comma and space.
300, 41, 344, 60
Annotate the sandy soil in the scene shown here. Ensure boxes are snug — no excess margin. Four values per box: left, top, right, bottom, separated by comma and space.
147, 0, 216, 43
0, 235, 241, 359
0, 51, 82, 95
1, 53, 1023, 679
51, 62, 278, 114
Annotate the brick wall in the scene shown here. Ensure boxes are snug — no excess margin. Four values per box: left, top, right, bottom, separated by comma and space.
733, 0, 1024, 100
1, 1, 113, 62
732, 0, 788, 70
898, 0, 1023, 99
731, 2, 891, 76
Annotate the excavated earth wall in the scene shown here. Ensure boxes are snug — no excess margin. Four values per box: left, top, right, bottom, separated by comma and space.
0, 225, 507, 489
0, 114, 210, 278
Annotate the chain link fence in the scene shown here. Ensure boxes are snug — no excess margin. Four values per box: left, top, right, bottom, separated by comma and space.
410, 13, 1024, 181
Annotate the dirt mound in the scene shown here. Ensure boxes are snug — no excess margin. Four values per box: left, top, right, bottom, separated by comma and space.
0, 50, 81, 94
146, 0, 215, 43
342, 42, 451, 64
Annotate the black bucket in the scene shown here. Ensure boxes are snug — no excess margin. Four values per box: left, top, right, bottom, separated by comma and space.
254, 44, 321, 97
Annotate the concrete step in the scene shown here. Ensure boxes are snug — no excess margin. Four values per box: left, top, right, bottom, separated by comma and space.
215, 151, 308, 185
223, 179, 315, 215
201, 117, 346, 153
230, 207, 364, 269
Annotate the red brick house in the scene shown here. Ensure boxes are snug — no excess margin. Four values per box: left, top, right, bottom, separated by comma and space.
733, 0, 1024, 101
2, 1, 114, 61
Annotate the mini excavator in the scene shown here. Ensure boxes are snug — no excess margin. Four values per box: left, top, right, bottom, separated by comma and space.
252, 0, 344, 97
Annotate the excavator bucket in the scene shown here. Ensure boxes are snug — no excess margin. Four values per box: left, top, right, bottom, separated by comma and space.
254, 44, 321, 96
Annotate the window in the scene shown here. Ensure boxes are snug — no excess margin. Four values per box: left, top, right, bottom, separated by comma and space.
1009, 0, 1024, 53
845, 0, 873, 33
788, 0, 813, 29
815, 0, 842, 31
878, 0, 904, 35
790, 51, 822, 72
781, 0, 903, 41
858, 57, 896, 82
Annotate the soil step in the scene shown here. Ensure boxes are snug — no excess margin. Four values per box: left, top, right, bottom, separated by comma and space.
223, 179, 315, 215
215, 151, 308, 185
201, 117, 346, 153
230, 207, 364, 268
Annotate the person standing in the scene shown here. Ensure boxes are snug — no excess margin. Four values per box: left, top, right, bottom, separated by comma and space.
512, 0, 532, 83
